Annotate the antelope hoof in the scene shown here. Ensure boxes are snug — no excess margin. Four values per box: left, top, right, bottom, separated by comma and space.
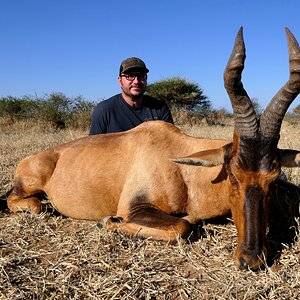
97, 216, 123, 229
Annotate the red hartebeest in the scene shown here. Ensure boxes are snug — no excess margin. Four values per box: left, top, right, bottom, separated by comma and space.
7, 27, 300, 270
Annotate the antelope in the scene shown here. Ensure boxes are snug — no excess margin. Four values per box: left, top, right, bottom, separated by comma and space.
7, 27, 300, 270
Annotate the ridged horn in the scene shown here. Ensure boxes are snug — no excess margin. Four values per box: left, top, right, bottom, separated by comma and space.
224, 27, 258, 137
260, 27, 300, 138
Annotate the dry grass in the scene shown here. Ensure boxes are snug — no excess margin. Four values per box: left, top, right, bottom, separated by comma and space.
0, 120, 299, 299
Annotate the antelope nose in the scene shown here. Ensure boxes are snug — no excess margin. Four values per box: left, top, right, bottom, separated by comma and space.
239, 256, 248, 270
239, 256, 262, 271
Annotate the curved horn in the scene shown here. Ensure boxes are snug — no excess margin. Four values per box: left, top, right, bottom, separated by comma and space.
260, 28, 300, 138
224, 27, 258, 137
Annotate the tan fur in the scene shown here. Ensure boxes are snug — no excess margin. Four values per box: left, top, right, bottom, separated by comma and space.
8, 120, 299, 271
8, 121, 231, 221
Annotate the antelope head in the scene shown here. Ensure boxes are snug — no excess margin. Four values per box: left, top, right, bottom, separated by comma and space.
223, 27, 300, 270
173, 27, 300, 270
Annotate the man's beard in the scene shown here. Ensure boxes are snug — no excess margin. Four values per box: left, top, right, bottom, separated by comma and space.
131, 93, 143, 100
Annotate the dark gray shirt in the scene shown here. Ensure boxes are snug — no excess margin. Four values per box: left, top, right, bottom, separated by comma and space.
89, 94, 173, 134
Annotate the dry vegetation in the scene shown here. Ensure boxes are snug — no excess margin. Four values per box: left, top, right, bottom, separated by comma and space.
0, 120, 299, 299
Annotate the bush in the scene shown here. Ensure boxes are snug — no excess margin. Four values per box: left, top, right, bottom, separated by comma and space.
0, 96, 38, 122
0, 94, 95, 130
172, 107, 232, 126
146, 77, 211, 112
67, 96, 95, 129
36, 93, 73, 129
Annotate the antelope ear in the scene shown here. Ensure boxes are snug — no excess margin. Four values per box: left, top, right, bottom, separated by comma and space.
279, 149, 300, 167
171, 146, 228, 167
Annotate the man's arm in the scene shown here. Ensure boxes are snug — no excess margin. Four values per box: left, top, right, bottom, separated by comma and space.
89, 103, 108, 135
144, 95, 174, 125
160, 104, 174, 124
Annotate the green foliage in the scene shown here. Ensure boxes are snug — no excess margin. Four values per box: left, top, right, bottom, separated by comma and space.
0, 96, 38, 121
0, 93, 95, 130
37, 93, 73, 128
146, 77, 211, 112
68, 96, 96, 129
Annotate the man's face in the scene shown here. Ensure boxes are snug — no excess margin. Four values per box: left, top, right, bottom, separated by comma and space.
118, 70, 147, 100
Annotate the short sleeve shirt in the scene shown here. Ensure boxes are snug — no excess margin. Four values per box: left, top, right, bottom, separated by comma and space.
89, 94, 173, 134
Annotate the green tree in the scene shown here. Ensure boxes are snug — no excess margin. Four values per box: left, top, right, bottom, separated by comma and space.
146, 77, 211, 112
37, 92, 73, 128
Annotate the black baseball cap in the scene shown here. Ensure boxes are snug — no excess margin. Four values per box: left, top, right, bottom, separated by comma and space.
119, 57, 149, 75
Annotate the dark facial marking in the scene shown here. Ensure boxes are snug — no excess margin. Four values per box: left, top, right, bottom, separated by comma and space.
241, 184, 265, 258
237, 136, 279, 172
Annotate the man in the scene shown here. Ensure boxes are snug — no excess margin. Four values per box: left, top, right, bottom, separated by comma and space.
89, 57, 173, 134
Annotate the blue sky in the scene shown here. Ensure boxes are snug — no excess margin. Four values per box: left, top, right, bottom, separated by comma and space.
1, 0, 300, 112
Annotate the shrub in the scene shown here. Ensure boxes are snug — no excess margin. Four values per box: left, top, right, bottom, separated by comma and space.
0, 94, 95, 130
36, 93, 73, 129
0, 96, 38, 122
67, 96, 95, 130
146, 77, 211, 112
